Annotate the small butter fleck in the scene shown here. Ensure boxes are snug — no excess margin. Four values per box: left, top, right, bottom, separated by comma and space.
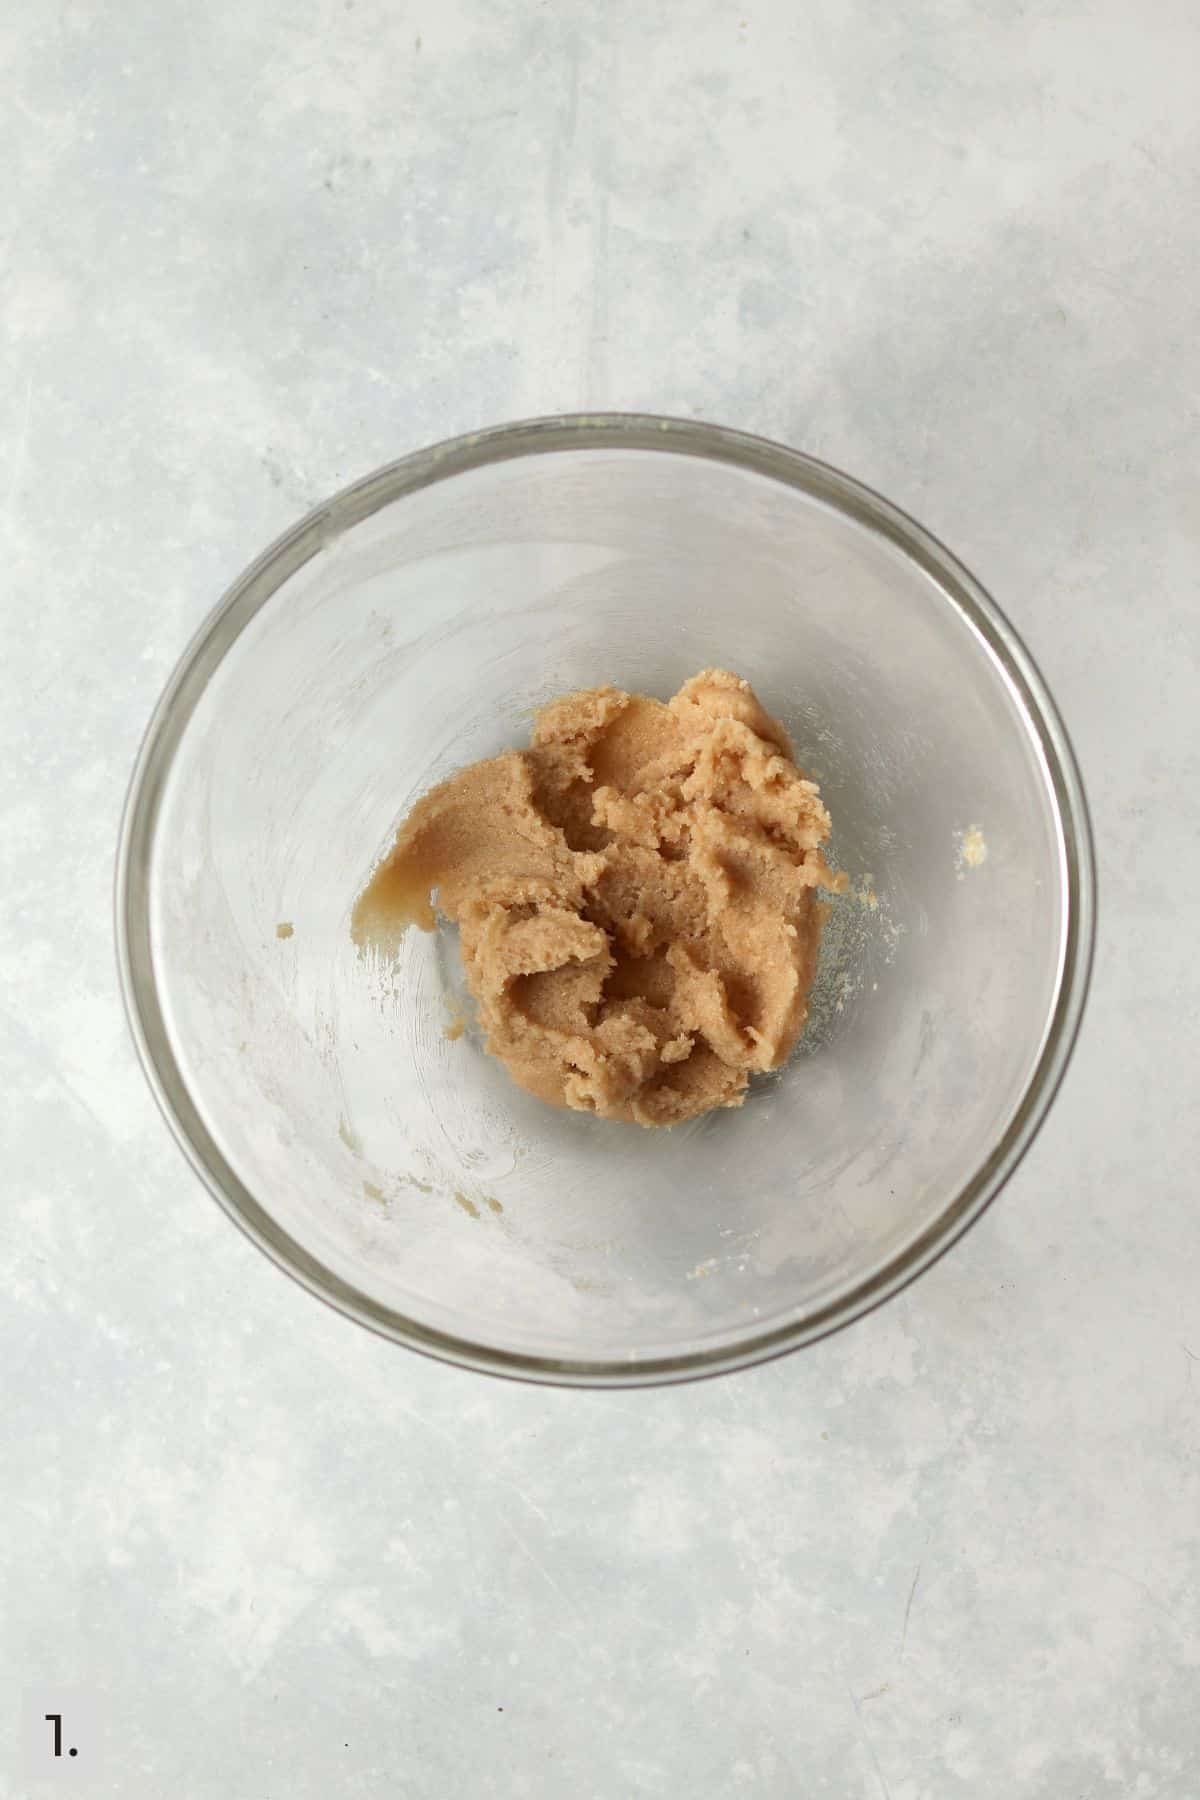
957, 824, 989, 875
453, 1191, 480, 1219
963, 827, 987, 867
276, 921, 294, 939
363, 1180, 385, 1203
485, 1196, 504, 1214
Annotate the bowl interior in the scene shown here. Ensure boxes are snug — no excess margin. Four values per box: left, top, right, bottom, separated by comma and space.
125, 426, 1082, 1379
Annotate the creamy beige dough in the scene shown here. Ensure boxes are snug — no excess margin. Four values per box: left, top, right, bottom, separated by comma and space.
353, 669, 842, 1127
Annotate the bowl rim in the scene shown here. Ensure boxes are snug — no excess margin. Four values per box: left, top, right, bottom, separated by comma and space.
115, 411, 1096, 1387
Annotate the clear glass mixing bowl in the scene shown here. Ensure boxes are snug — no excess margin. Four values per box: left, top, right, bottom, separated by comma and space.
116, 415, 1094, 1385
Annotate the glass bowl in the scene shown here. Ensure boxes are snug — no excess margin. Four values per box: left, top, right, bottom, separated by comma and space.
116, 414, 1094, 1385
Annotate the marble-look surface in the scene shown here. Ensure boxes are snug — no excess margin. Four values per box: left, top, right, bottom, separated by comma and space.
3, 2, 1198, 1794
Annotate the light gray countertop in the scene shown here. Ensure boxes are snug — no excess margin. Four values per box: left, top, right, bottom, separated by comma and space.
3, 2, 1198, 1794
